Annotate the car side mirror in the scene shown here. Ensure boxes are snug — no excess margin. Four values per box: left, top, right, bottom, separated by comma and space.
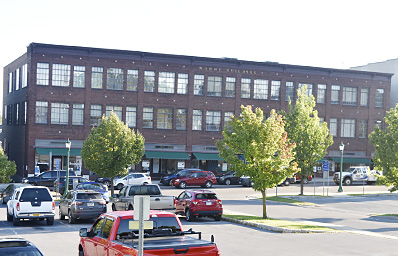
80, 228, 88, 237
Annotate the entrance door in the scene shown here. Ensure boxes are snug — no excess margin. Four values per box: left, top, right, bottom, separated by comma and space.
153, 159, 160, 174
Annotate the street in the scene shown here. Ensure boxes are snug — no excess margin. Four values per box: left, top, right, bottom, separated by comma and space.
1, 182, 398, 255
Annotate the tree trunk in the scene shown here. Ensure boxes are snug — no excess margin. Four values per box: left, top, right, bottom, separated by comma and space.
261, 190, 267, 219
111, 177, 115, 197
300, 179, 304, 195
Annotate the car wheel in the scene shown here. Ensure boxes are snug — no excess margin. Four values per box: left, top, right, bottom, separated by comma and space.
59, 207, 65, 220
303, 178, 309, 184
13, 215, 20, 226
79, 249, 85, 256
214, 215, 222, 221
204, 181, 213, 188
68, 210, 76, 224
169, 179, 174, 186
112, 204, 116, 211
6, 208, 12, 222
128, 204, 133, 210
103, 181, 111, 187
284, 180, 290, 186
179, 182, 187, 189
1, 197, 5, 204
344, 178, 352, 186
47, 217, 54, 225
225, 179, 231, 185
250, 181, 254, 187
116, 183, 124, 190
186, 209, 195, 222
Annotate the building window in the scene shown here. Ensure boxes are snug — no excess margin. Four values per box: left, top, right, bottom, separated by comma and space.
298, 83, 313, 96
144, 71, 155, 92
15, 69, 20, 91
90, 104, 102, 126
22, 64, 28, 88
271, 81, 281, 100
343, 87, 357, 105
177, 73, 188, 94
317, 84, 326, 104
127, 69, 138, 91
375, 89, 384, 108
206, 111, 221, 131
8, 72, 13, 93
360, 88, 368, 106
126, 107, 137, 128
286, 81, 294, 101
374, 120, 382, 130
52, 64, 71, 87
143, 107, 154, 128
194, 74, 204, 95
359, 120, 368, 138
341, 119, 355, 138
224, 111, 234, 129
73, 66, 85, 88
329, 118, 337, 137
158, 72, 175, 93
36, 63, 49, 86
6, 105, 12, 125
331, 85, 340, 104
192, 110, 202, 131
21, 101, 27, 125
51, 103, 69, 125
15, 103, 19, 125
241, 78, 251, 99
319, 117, 325, 125
254, 79, 268, 99
207, 76, 222, 97
72, 103, 84, 125
225, 77, 236, 97
176, 109, 187, 130
157, 108, 173, 129
91, 67, 103, 89
107, 68, 124, 90
35, 101, 48, 124
106, 106, 122, 120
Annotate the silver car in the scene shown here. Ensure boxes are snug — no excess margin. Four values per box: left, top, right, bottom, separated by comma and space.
59, 190, 106, 224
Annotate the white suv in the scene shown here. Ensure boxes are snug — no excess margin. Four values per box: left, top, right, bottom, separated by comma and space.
113, 173, 152, 190
7, 186, 55, 226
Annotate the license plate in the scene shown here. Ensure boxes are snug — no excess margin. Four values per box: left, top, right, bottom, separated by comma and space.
33, 213, 40, 217
206, 202, 212, 205
87, 202, 94, 207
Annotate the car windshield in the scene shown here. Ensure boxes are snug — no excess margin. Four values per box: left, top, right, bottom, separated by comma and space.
0, 247, 42, 256
195, 193, 218, 199
81, 184, 106, 190
76, 193, 102, 200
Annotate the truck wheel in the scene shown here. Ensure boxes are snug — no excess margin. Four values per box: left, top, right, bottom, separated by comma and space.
79, 249, 85, 256
59, 207, 65, 220
169, 179, 174, 186
13, 216, 20, 226
225, 179, 231, 185
204, 181, 213, 188
250, 181, 254, 187
68, 210, 76, 224
344, 178, 352, 185
47, 217, 54, 225
128, 205, 133, 210
7, 208, 12, 222
179, 182, 187, 189
116, 183, 124, 190
186, 209, 195, 222
112, 204, 116, 211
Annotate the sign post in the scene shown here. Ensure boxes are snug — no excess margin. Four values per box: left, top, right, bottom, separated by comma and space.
134, 196, 150, 256
323, 160, 329, 196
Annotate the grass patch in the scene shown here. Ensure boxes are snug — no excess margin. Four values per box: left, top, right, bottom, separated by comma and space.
223, 214, 337, 232
372, 214, 398, 218
267, 196, 316, 206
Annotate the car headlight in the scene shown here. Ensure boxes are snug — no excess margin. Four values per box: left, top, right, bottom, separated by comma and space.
174, 179, 180, 182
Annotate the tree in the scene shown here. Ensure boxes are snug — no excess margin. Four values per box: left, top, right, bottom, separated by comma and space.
370, 104, 398, 192
81, 112, 145, 197
282, 86, 333, 195
216, 106, 297, 219
0, 146, 16, 183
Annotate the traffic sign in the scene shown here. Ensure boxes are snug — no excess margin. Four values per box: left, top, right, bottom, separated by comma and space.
323, 160, 329, 172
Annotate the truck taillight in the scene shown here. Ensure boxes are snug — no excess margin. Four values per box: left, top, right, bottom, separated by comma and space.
16, 202, 20, 211
52, 201, 55, 210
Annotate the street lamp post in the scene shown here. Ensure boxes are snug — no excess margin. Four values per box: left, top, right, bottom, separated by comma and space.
338, 142, 345, 192
63, 139, 71, 196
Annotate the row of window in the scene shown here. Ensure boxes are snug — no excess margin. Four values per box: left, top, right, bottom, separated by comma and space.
325, 117, 381, 138
8, 64, 28, 93
8, 63, 385, 108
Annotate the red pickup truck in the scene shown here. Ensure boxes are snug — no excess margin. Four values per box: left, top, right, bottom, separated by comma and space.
78, 210, 220, 256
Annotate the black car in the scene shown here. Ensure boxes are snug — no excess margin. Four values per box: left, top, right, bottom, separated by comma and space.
239, 176, 295, 187
1, 183, 32, 204
59, 190, 107, 224
160, 168, 201, 186
54, 176, 90, 195
22, 170, 76, 188
0, 238, 43, 256
217, 171, 240, 185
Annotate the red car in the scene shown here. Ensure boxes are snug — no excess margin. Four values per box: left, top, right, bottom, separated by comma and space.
295, 174, 313, 184
173, 171, 217, 189
175, 190, 223, 221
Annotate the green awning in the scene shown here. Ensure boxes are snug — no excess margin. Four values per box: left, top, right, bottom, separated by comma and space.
36, 148, 81, 156
193, 153, 223, 161
145, 151, 190, 160
330, 157, 373, 164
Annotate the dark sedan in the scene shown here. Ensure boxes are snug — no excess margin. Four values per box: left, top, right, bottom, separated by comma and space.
0, 238, 43, 256
217, 171, 240, 185
1, 183, 32, 204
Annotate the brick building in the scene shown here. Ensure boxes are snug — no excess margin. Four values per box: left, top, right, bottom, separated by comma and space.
3, 43, 392, 181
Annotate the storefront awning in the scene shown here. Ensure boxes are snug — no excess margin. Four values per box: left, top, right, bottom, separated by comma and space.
193, 153, 223, 161
36, 148, 81, 156
330, 157, 373, 164
145, 151, 190, 160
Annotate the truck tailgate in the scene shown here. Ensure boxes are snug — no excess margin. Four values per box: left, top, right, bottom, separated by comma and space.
150, 196, 175, 210
19, 202, 53, 213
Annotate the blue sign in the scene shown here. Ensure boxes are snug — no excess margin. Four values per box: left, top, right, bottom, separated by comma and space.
323, 160, 329, 172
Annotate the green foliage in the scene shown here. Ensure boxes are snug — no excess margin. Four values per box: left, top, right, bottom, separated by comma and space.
0, 146, 16, 183
81, 112, 145, 195
370, 104, 398, 192
216, 106, 297, 218
282, 86, 333, 195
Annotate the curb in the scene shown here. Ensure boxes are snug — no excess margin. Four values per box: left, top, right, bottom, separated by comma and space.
221, 216, 339, 233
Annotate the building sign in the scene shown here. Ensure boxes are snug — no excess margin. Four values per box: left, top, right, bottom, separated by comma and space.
142, 160, 150, 168
177, 162, 185, 169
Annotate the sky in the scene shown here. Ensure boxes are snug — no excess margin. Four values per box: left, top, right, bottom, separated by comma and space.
1, 0, 398, 110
